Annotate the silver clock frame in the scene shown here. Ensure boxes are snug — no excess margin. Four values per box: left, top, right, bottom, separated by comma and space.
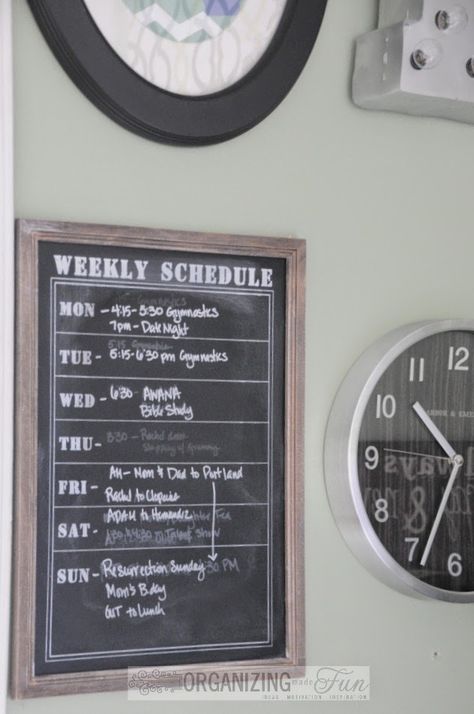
324, 319, 474, 602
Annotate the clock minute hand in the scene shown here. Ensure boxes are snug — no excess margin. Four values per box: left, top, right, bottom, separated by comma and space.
420, 455, 463, 567
412, 401, 456, 460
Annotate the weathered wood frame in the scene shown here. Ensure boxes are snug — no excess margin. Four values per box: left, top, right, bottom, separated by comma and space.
11, 219, 306, 698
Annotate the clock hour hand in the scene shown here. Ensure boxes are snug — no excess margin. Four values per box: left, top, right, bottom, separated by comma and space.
420, 455, 464, 567
412, 401, 456, 460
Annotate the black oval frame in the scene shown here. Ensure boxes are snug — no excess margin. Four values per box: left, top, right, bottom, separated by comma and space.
28, 0, 328, 146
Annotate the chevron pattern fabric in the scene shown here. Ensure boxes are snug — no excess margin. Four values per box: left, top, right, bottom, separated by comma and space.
84, 0, 287, 96
121, 0, 244, 42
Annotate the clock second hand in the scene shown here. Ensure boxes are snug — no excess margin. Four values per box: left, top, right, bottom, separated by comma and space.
383, 448, 450, 461
420, 455, 464, 567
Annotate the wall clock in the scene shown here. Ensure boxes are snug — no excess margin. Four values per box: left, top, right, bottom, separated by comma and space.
27, 0, 328, 145
325, 320, 474, 602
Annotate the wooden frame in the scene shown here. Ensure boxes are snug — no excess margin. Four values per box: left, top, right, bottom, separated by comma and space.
26, 0, 327, 146
11, 219, 305, 698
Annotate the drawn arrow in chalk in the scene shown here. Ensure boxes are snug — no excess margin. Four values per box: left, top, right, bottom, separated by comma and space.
208, 482, 218, 562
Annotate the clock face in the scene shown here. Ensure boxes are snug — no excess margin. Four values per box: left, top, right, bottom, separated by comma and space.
358, 329, 474, 594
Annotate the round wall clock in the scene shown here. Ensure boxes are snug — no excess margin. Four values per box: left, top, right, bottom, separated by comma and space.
27, 0, 328, 145
325, 320, 474, 602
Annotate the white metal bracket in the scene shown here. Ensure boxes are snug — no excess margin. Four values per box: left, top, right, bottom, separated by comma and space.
354, 1, 474, 125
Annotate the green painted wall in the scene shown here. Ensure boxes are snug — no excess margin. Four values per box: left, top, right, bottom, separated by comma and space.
10, 0, 474, 711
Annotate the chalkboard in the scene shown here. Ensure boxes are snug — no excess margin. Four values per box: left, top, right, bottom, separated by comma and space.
11, 221, 305, 698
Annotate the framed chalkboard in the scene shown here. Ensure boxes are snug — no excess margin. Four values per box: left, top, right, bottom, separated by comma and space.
11, 220, 305, 697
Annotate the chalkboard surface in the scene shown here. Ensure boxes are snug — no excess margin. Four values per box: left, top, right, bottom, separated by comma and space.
12, 221, 305, 697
